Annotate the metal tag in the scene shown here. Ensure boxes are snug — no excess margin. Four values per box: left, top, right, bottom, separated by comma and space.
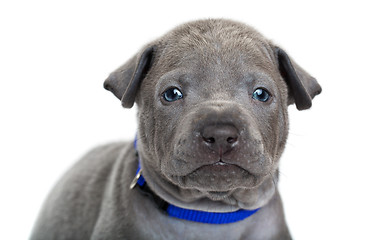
130, 169, 142, 189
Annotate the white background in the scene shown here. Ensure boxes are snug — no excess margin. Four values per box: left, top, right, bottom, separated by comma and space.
1, 1, 390, 239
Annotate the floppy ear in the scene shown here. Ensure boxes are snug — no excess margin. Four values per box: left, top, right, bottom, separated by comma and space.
275, 47, 322, 110
104, 45, 155, 108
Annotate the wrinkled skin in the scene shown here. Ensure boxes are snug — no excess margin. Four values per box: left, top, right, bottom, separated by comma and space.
31, 19, 321, 240
136, 21, 291, 211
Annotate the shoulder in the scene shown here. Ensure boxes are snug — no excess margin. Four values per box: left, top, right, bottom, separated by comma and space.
30, 141, 135, 240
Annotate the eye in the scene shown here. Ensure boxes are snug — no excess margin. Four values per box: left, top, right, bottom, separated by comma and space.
163, 87, 183, 102
252, 88, 271, 102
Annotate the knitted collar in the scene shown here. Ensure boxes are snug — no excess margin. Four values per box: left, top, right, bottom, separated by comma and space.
130, 139, 261, 224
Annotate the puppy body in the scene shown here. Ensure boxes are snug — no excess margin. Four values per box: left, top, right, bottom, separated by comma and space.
31, 19, 320, 240
32, 142, 290, 239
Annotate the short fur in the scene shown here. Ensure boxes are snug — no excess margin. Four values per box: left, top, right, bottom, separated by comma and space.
31, 19, 321, 240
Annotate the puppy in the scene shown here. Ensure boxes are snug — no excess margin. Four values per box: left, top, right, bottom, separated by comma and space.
31, 19, 321, 240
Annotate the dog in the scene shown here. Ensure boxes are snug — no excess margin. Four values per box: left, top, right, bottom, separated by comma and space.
31, 19, 321, 240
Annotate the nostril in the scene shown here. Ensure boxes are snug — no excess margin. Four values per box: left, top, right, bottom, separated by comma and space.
201, 124, 239, 146
226, 137, 238, 144
203, 137, 215, 144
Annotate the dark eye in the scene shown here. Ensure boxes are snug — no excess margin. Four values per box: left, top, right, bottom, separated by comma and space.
163, 87, 183, 102
252, 88, 271, 102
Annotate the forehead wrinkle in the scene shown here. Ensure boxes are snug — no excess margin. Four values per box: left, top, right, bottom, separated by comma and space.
162, 28, 272, 67
155, 68, 188, 91
247, 71, 277, 88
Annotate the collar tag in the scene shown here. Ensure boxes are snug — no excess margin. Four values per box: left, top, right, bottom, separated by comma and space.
130, 169, 142, 189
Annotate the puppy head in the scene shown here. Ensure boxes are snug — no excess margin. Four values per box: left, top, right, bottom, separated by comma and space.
104, 19, 321, 210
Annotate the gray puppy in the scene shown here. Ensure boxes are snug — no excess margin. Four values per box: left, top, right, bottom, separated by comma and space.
31, 19, 321, 240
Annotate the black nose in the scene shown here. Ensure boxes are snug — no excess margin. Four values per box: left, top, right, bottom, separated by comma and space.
201, 124, 239, 155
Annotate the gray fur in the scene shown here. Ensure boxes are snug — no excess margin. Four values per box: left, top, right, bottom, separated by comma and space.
31, 19, 321, 240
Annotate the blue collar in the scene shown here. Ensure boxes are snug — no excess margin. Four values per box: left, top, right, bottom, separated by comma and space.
130, 139, 260, 224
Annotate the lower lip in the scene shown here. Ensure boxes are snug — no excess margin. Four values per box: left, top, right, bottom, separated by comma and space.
198, 163, 242, 175
207, 191, 230, 198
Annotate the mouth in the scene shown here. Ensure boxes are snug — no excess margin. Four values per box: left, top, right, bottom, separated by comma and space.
205, 189, 233, 200
193, 161, 247, 178
175, 161, 255, 192
213, 161, 230, 166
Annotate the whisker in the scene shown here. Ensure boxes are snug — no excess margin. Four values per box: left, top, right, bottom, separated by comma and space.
288, 130, 305, 137
285, 141, 296, 148
277, 169, 288, 178
269, 171, 278, 192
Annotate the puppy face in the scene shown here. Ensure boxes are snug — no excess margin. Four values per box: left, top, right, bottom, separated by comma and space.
105, 19, 321, 209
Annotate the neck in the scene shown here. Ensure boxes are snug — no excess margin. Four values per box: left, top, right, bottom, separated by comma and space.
132, 139, 279, 223
138, 150, 278, 212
